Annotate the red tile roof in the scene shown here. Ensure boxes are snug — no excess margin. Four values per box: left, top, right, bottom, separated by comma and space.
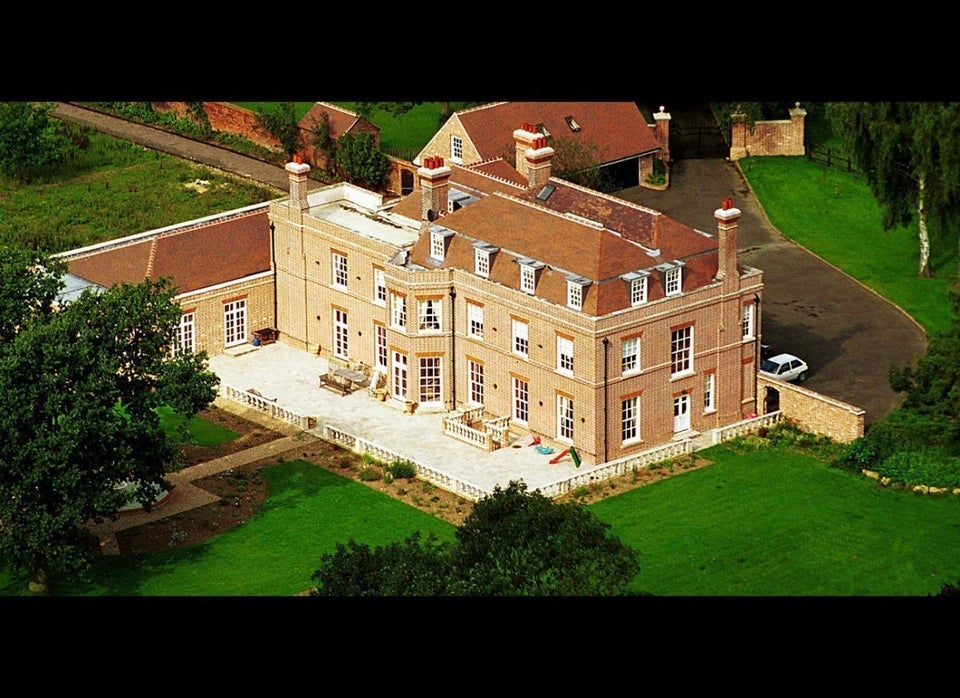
65, 208, 271, 296
408, 188, 723, 316
298, 102, 379, 139
455, 102, 659, 164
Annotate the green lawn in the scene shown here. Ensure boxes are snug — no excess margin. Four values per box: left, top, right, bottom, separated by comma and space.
5, 446, 957, 596
155, 406, 239, 447
234, 101, 475, 155
740, 156, 958, 336
0, 460, 456, 596
0, 131, 279, 254
589, 445, 960, 596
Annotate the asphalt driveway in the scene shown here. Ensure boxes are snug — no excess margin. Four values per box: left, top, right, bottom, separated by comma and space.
616, 158, 927, 425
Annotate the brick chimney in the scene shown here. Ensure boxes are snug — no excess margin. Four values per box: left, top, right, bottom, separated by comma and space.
653, 106, 671, 163
286, 154, 311, 211
524, 136, 554, 189
513, 122, 541, 182
418, 156, 452, 223
714, 198, 741, 289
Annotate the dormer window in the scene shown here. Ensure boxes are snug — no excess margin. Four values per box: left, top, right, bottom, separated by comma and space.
473, 243, 499, 278
429, 225, 454, 262
621, 270, 650, 306
565, 116, 581, 132
566, 276, 591, 311
518, 258, 544, 295
655, 261, 685, 297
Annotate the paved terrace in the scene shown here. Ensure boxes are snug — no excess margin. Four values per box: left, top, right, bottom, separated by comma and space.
208, 342, 759, 500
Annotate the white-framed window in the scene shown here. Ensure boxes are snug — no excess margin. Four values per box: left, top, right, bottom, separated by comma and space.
520, 264, 536, 294
468, 359, 484, 405
174, 312, 195, 356
567, 280, 583, 310
223, 298, 247, 347
375, 324, 387, 371
742, 303, 755, 340
419, 356, 442, 404
392, 350, 408, 400
621, 337, 640, 374
557, 335, 574, 375
475, 248, 491, 277
512, 318, 529, 358
704, 372, 716, 413
467, 301, 484, 340
512, 377, 529, 424
374, 267, 386, 306
621, 396, 640, 444
332, 252, 348, 289
451, 135, 463, 163
430, 231, 446, 261
333, 308, 348, 359
630, 276, 648, 306
671, 325, 693, 376
665, 266, 682, 296
417, 298, 441, 333
390, 292, 406, 330
557, 394, 574, 441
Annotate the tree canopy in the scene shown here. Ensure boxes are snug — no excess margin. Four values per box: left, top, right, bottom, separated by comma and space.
0, 255, 219, 593
889, 285, 960, 431
827, 102, 960, 277
334, 131, 390, 190
254, 102, 301, 158
311, 480, 640, 596
0, 102, 73, 184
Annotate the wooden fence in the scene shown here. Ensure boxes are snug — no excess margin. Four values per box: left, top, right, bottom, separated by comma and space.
806, 147, 858, 173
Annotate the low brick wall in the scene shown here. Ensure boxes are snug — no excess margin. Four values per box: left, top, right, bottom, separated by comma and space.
729, 103, 806, 160
758, 375, 864, 443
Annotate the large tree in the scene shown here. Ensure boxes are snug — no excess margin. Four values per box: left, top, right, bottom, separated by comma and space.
0, 247, 66, 343
254, 102, 301, 158
827, 102, 960, 278
334, 131, 390, 190
0, 101, 73, 184
0, 265, 219, 593
888, 285, 960, 433
310, 480, 640, 596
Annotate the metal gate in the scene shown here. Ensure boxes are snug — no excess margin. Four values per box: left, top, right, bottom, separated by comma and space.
671, 125, 728, 160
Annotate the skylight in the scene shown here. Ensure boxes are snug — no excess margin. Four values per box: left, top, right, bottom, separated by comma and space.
565, 116, 581, 132
536, 184, 556, 201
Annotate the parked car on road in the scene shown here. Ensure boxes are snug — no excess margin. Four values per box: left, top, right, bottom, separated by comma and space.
759, 353, 809, 382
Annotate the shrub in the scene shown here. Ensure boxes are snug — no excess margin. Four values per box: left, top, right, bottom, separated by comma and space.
167, 530, 187, 547
359, 467, 383, 482
387, 458, 417, 479
361, 453, 383, 467
876, 449, 960, 489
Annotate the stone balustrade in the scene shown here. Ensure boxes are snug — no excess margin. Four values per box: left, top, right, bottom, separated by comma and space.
220, 384, 316, 430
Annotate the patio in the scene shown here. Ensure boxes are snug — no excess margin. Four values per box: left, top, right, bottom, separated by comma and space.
208, 342, 601, 499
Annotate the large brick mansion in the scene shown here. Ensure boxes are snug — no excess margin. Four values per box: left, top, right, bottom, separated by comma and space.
269, 124, 763, 464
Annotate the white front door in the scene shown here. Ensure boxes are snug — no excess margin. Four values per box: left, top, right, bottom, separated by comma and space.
673, 394, 691, 433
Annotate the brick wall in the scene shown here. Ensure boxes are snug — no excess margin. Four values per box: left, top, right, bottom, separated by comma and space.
418, 117, 481, 165
179, 274, 275, 356
151, 101, 282, 150
757, 375, 865, 443
729, 103, 807, 160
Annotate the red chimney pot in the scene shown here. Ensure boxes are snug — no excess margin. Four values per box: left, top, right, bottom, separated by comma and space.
722, 197, 734, 210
